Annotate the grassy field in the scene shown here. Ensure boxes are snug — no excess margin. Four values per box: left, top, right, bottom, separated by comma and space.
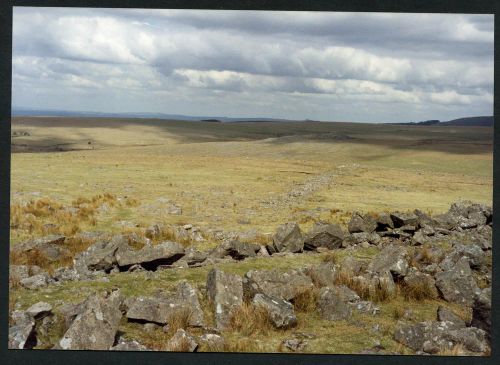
10, 117, 493, 243
9, 116, 492, 354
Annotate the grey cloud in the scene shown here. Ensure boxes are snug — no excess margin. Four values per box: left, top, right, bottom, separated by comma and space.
11, 7, 494, 123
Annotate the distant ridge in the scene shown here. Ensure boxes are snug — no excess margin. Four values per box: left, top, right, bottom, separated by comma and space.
11, 107, 292, 123
442, 116, 493, 127
390, 116, 493, 127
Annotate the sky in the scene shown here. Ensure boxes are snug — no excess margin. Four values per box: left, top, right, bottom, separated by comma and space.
12, 8, 494, 123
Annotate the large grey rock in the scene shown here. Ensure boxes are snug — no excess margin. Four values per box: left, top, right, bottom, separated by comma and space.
209, 240, 260, 260
166, 329, 198, 352
304, 222, 345, 250
252, 293, 297, 329
116, 241, 185, 270
243, 269, 313, 301
270, 222, 304, 253
59, 289, 122, 350
471, 287, 491, 341
317, 286, 352, 321
20, 272, 51, 290
375, 212, 394, 230
348, 213, 377, 233
26, 301, 52, 319
74, 235, 131, 273
206, 269, 243, 329
8, 311, 36, 349
435, 257, 479, 305
126, 281, 204, 327
394, 320, 488, 354
305, 262, 337, 287
58, 301, 87, 330
365, 269, 397, 298
368, 245, 409, 278
12, 235, 68, 261
440, 244, 486, 271
390, 212, 418, 228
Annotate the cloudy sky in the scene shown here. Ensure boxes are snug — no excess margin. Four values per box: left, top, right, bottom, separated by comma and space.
12, 8, 494, 123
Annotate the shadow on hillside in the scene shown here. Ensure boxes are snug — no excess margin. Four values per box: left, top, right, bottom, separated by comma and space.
11, 117, 494, 155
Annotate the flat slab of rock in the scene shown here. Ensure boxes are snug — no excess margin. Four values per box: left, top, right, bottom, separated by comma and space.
126, 282, 204, 327
243, 269, 313, 301
304, 222, 344, 250
116, 241, 185, 270
26, 301, 52, 318
253, 293, 297, 329
390, 212, 418, 228
206, 269, 243, 330
12, 235, 68, 261
20, 272, 51, 290
209, 240, 260, 260
394, 320, 488, 354
74, 235, 131, 273
269, 222, 304, 253
59, 289, 122, 350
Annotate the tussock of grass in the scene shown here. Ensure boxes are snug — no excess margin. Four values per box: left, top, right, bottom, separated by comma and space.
399, 280, 437, 301
392, 306, 405, 320
229, 303, 273, 336
322, 251, 339, 264
437, 344, 465, 356
334, 269, 393, 303
165, 307, 194, 334
292, 287, 318, 312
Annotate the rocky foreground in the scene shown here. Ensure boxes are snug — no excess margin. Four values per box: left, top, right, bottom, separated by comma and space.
9, 201, 492, 354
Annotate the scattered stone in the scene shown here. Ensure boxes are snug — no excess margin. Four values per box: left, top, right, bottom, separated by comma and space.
471, 287, 491, 341
243, 269, 313, 301
390, 212, 418, 228
436, 306, 466, 329
8, 316, 36, 349
348, 213, 377, 233
282, 338, 307, 352
304, 222, 344, 250
269, 222, 304, 253
375, 212, 394, 230
435, 257, 479, 305
20, 273, 51, 290
59, 289, 122, 350
206, 269, 243, 329
253, 293, 297, 329
198, 333, 225, 351
26, 302, 52, 319
305, 262, 337, 287
111, 340, 150, 351
116, 241, 185, 270
126, 282, 204, 327
74, 235, 131, 273
394, 320, 487, 354
368, 245, 409, 278
209, 240, 260, 260
166, 329, 198, 352
316, 286, 351, 321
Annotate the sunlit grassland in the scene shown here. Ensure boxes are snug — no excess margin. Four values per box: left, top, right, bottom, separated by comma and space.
11, 117, 492, 239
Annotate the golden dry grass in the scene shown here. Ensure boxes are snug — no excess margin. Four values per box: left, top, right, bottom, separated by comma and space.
400, 280, 438, 301
292, 287, 318, 313
229, 303, 274, 336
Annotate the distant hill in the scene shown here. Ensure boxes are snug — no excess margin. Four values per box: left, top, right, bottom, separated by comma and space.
11, 107, 291, 123
390, 116, 493, 127
441, 116, 493, 127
